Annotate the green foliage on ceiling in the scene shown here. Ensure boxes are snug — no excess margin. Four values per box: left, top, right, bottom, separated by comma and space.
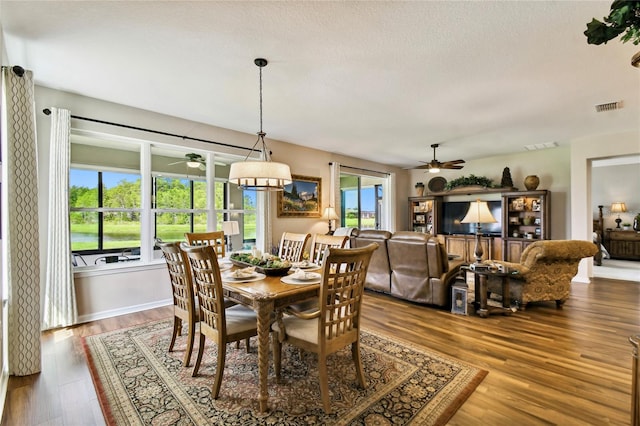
584, 0, 640, 45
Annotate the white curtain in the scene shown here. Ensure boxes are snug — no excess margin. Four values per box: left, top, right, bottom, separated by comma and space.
330, 161, 341, 222
1, 66, 41, 375
43, 107, 77, 330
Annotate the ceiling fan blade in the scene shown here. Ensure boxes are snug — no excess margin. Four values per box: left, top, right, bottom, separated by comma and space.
413, 164, 433, 169
443, 159, 465, 165
444, 165, 465, 170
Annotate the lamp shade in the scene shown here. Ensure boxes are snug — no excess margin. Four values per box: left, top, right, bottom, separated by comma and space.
460, 200, 498, 224
610, 202, 627, 213
222, 220, 240, 236
228, 161, 292, 191
323, 207, 339, 220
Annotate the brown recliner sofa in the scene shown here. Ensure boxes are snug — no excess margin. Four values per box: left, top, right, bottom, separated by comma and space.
351, 229, 392, 293
490, 240, 598, 310
387, 232, 463, 306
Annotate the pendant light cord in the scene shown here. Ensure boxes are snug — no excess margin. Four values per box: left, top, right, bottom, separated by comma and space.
242, 58, 269, 162
259, 63, 263, 135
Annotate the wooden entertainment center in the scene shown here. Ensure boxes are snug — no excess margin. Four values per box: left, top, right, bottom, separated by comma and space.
409, 188, 550, 262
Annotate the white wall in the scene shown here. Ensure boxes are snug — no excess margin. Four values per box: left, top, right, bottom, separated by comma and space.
74, 265, 171, 322
34, 86, 408, 321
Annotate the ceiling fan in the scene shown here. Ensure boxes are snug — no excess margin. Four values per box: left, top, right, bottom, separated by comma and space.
415, 144, 465, 173
168, 153, 206, 171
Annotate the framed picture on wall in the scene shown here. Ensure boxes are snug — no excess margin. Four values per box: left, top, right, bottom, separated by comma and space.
277, 174, 321, 217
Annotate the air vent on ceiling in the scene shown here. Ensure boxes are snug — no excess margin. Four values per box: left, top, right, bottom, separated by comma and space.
524, 142, 558, 151
595, 101, 623, 112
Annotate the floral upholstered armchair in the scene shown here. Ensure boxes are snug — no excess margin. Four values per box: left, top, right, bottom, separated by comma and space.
491, 240, 598, 310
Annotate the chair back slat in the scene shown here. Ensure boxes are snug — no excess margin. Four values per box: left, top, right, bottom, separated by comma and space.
182, 244, 227, 336
278, 232, 311, 262
310, 234, 349, 266
185, 231, 226, 258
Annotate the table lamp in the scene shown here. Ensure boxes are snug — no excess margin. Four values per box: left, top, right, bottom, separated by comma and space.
461, 199, 498, 265
222, 220, 240, 252
323, 207, 339, 234
610, 202, 627, 229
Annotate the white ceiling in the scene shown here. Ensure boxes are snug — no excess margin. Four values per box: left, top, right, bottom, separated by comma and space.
1, 1, 638, 169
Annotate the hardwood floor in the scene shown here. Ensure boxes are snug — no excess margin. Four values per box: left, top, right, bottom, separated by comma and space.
2, 275, 638, 425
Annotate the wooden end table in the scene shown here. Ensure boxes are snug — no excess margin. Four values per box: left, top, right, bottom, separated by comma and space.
462, 265, 518, 318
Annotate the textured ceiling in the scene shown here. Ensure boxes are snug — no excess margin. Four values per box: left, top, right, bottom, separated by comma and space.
1, 1, 638, 168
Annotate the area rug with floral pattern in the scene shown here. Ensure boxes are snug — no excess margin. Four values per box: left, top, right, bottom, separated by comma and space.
83, 319, 487, 425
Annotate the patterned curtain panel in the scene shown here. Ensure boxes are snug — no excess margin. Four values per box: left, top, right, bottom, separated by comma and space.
43, 107, 77, 330
1, 66, 42, 376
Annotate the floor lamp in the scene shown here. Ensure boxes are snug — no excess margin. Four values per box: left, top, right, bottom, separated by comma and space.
222, 220, 240, 253
460, 199, 497, 265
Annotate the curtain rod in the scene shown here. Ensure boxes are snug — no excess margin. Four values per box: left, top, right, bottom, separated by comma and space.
1, 65, 25, 77
42, 108, 255, 153
329, 162, 390, 176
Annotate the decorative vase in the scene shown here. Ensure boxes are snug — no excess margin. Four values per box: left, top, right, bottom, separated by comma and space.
415, 183, 425, 197
524, 175, 540, 191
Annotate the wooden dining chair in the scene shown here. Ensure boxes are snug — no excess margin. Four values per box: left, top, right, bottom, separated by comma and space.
309, 234, 349, 266
272, 243, 378, 413
185, 231, 226, 258
278, 232, 311, 262
182, 243, 258, 399
157, 241, 197, 367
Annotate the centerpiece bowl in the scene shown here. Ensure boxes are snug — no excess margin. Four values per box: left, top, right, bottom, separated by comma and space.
229, 253, 292, 276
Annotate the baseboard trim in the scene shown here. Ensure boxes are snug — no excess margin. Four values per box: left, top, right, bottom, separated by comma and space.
77, 299, 172, 324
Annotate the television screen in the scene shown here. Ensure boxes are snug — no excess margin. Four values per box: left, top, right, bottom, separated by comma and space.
441, 201, 502, 235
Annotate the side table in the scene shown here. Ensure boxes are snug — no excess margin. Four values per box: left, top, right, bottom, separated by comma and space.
462, 265, 518, 318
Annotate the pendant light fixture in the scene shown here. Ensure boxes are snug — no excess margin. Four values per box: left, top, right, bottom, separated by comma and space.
228, 58, 292, 191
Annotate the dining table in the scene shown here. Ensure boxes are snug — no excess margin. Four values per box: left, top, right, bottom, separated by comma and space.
220, 266, 321, 412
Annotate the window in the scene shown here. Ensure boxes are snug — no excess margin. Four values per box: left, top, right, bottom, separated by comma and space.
69, 135, 262, 266
70, 169, 141, 253
214, 180, 257, 251
153, 176, 207, 242
340, 173, 385, 230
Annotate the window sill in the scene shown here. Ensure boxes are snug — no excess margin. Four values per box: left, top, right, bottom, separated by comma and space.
73, 259, 165, 278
